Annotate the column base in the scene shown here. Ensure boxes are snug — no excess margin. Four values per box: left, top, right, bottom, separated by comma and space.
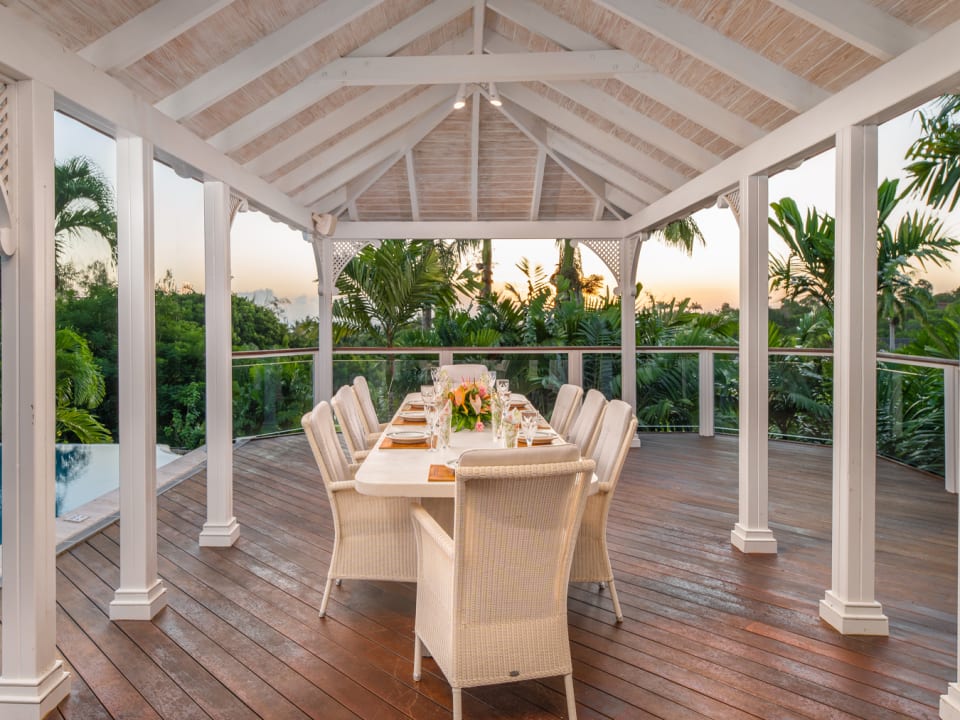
730, 523, 778, 554
199, 517, 240, 547
109, 578, 168, 621
819, 589, 889, 635
940, 683, 960, 719
0, 660, 70, 720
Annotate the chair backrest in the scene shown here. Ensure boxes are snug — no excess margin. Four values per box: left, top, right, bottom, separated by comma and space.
567, 389, 608, 454
301, 401, 352, 488
353, 375, 381, 433
549, 384, 583, 436
454, 445, 594, 625
331, 384, 370, 461
440, 364, 488, 384
591, 400, 638, 491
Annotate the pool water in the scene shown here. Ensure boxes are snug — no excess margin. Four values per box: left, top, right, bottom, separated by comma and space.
0, 444, 180, 535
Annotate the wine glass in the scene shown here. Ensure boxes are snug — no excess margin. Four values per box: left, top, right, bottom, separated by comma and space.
521, 410, 539, 447
424, 399, 439, 452
420, 384, 436, 405
430, 366, 441, 386
496, 378, 510, 399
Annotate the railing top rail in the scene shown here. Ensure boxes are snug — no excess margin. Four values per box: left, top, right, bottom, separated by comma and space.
231, 345, 960, 369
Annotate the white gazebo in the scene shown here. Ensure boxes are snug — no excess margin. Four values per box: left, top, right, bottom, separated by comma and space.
1, 1, 960, 718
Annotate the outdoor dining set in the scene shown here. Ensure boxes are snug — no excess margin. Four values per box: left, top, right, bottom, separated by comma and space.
301, 365, 637, 720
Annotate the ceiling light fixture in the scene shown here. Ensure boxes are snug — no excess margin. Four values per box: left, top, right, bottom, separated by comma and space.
488, 82, 502, 107
453, 83, 467, 109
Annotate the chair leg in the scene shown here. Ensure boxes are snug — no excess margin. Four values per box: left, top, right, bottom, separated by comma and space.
335, 578, 342, 587
563, 674, 577, 720
608, 579, 623, 622
452, 688, 463, 720
413, 634, 422, 681
319, 577, 333, 618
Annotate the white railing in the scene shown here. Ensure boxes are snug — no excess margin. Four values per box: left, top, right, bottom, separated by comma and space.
232, 345, 959, 490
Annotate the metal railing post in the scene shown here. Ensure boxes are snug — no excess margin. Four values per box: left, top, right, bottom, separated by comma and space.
699, 350, 715, 437
568, 349, 583, 388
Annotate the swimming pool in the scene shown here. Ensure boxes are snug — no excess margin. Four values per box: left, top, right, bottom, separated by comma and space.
0, 444, 181, 535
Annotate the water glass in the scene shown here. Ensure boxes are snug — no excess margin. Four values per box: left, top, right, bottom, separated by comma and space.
421, 385, 436, 405
503, 418, 519, 448
438, 409, 452, 449
424, 400, 439, 452
491, 397, 504, 441
521, 411, 539, 447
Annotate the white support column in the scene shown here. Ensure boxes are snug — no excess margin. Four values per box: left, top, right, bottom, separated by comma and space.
819, 124, 888, 636
110, 134, 167, 620
619, 235, 643, 415
944, 365, 959, 494
731, 174, 777, 554
698, 351, 715, 437
311, 233, 335, 402
199, 181, 240, 547
568, 349, 583, 388
0, 79, 72, 720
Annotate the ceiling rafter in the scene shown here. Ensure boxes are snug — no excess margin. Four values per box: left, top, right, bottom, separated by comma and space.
296, 97, 456, 206
767, 0, 928, 61
499, 82, 687, 190
487, 0, 764, 148
78, 0, 235, 71
272, 85, 453, 194
156, 0, 382, 120
530, 147, 546, 221
470, 91, 481, 221
493, 95, 624, 220
209, 0, 473, 152
405, 151, 420, 221
483, 32, 721, 172
591, 0, 829, 112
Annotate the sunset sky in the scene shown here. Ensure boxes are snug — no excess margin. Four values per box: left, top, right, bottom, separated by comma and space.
56, 101, 960, 323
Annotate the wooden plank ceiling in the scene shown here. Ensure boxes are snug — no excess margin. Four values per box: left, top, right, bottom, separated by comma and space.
3, 0, 959, 223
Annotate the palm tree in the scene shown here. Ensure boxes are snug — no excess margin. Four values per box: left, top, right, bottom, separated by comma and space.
769, 179, 958, 348
905, 94, 960, 212
55, 328, 111, 443
652, 217, 706, 255
55, 155, 117, 266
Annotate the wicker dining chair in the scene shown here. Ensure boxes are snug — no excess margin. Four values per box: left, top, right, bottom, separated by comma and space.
569, 399, 638, 622
565, 388, 608, 455
411, 444, 595, 720
439, 363, 488, 384
549, 383, 583, 437
331, 384, 379, 462
353, 375, 388, 435
301, 401, 417, 617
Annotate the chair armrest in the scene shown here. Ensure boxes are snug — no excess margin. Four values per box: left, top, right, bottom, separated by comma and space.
328, 480, 356, 493
598, 481, 613, 494
365, 431, 382, 448
411, 505, 454, 561
353, 449, 370, 461
378, 422, 389, 432
347, 462, 362, 478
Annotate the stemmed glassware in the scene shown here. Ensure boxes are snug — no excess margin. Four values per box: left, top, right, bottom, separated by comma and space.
424, 397, 439, 452
521, 410, 539, 447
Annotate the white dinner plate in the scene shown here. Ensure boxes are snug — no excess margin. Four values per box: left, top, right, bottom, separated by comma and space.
385, 430, 430, 444
530, 430, 558, 445
398, 410, 425, 420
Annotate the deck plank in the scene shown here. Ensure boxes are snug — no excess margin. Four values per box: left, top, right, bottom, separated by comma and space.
8, 431, 954, 719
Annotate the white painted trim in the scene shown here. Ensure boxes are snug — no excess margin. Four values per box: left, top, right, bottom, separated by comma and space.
78, 0, 235, 70
110, 133, 168, 621
946, 366, 959, 494
210, 0, 474, 152
819, 124, 887, 635
939, 683, 960, 719
487, 0, 764, 147
529, 146, 546, 220
593, 0, 828, 112
200, 180, 239, 548
333, 220, 621, 239
313, 235, 335, 403
622, 18, 960, 237
155, 0, 382, 119
767, 0, 927, 62
731, 174, 777, 555
405, 151, 420, 221
0, 79, 72, 719
0, 6, 311, 230
620, 235, 642, 416
698, 351, 714, 437
470, 90, 480, 220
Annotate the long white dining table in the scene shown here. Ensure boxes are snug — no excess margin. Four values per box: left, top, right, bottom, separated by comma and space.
354, 393, 568, 498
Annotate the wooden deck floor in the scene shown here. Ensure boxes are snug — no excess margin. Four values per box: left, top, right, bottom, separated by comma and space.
29, 433, 960, 719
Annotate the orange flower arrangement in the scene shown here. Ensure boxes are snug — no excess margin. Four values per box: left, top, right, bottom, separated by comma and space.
447, 380, 492, 432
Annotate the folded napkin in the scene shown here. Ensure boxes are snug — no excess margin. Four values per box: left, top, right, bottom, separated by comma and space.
428, 464, 455, 482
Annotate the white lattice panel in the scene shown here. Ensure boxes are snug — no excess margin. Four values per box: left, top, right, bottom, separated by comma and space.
0, 83, 9, 194
229, 194, 248, 224
721, 189, 741, 226
332, 239, 379, 280
580, 239, 622, 285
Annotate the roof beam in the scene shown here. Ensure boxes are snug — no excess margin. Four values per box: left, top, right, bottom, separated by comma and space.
334, 220, 623, 239
78, 0, 234, 71
270, 85, 454, 192
500, 82, 687, 190
315, 50, 646, 85
484, 32, 720, 171
767, 0, 928, 61
605, 186, 644, 216
209, 0, 473, 152
621, 17, 960, 236
494, 95, 624, 219
592, 0, 829, 112
529, 147, 546, 220
473, 0, 486, 55
470, 91, 480, 220
295, 98, 455, 206
487, 0, 764, 147
156, 0, 382, 120
405, 151, 420, 221
0, 5, 310, 230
